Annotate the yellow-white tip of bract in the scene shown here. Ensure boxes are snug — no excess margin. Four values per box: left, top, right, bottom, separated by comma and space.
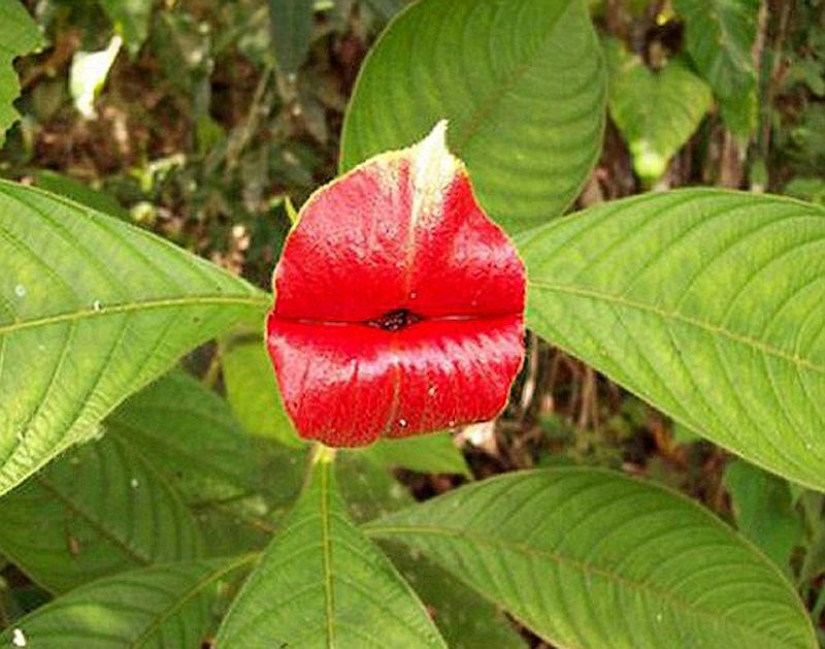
410, 120, 460, 225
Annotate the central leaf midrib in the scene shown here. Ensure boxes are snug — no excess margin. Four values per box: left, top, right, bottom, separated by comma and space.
34, 473, 152, 568
0, 294, 268, 336
320, 464, 336, 648
450, 0, 577, 153
132, 554, 259, 647
529, 281, 825, 375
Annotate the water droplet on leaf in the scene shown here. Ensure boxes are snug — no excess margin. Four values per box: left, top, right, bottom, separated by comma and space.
130, 478, 139, 489
14, 284, 26, 298
92, 300, 102, 312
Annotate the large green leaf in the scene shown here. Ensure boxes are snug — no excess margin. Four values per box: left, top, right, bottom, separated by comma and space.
107, 369, 306, 556
0, 433, 202, 594
340, 0, 606, 232
673, 0, 759, 136
0, 0, 42, 146
216, 453, 447, 648
0, 180, 267, 497
0, 556, 255, 648
518, 190, 825, 491
365, 468, 817, 648
606, 41, 711, 182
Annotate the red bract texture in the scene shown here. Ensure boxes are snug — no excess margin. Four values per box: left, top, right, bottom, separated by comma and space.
266, 122, 526, 447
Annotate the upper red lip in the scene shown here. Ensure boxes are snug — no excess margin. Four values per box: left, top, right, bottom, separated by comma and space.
266, 123, 526, 447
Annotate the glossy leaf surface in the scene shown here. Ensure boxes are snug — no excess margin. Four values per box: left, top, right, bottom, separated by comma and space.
0, 180, 265, 497
340, 0, 606, 232
0, 557, 253, 648
268, 124, 525, 446
0, 0, 42, 146
366, 468, 817, 648
216, 456, 447, 648
519, 190, 825, 491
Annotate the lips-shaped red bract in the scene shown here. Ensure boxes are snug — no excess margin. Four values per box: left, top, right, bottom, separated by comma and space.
266, 122, 526, 447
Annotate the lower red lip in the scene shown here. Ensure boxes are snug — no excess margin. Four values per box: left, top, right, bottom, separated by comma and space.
267, 313, 524, 447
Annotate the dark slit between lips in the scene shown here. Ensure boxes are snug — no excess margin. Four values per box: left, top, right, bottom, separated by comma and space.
368, 309, 423, 332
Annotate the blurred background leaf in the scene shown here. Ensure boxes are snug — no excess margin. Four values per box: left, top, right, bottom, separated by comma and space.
605, 38, 711, 183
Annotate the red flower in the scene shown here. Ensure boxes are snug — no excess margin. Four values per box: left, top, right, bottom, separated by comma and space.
266, 122, 526, 447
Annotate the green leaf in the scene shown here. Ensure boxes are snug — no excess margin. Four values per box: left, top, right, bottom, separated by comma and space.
216, 454, 447, 648
336, 452, 415, 524
606, 41, 711, 182
107, 369, 306, 556
268, 0, 313, 76
0, 0, 42, 146
724, 459, 804, 573
0, 556, 255, 647
518, 190, 825, 491
673, 0, 759, 136
340, 0, 606, 233
32, 170, 130, 220
98, 0, 153, 56
107, 370, 261, 502
0, 179, 267, 498
220, 319, 303, 448
0, 433, 202, 594
365, 468, 817, 648
361, 432, 471, 477
384, 542, 526, 648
